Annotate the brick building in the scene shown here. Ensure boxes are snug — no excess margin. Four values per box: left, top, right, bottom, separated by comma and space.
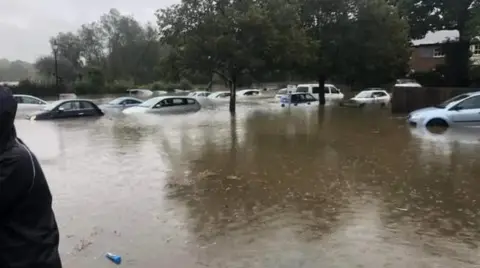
410, 30, 480, 73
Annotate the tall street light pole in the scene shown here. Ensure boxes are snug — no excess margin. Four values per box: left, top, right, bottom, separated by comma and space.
52, 40, 59, 92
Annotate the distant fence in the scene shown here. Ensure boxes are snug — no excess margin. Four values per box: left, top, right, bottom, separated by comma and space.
391, 86, 478, 114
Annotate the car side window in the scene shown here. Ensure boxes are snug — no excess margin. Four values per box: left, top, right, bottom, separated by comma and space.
455, 96, 480, 110
296, 87, 309, 93
372, 92, 387, 97
330, 87, 340, 94
311, 87, 321, 94
23, 97, 43, 104
59, 101, 80, 111
187, 99, 196, 104
80, 101, 95, 109
123, 99, 139, 105
291, 94, 300, 103
324, 87, 331, 94
305, 94, 316, 101
171, 98, 184, 105
154, 99, 173, 108
14, 96, 24, 103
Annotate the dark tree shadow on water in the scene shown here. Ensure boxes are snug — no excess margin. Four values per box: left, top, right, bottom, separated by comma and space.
164, 111, 357, 245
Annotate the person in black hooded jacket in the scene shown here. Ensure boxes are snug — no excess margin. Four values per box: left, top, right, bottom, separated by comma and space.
0, 86, 62, 268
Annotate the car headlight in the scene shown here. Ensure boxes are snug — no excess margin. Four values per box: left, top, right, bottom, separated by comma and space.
409, 113, 422, 120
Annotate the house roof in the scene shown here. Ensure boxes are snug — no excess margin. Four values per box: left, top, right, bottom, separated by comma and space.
411, 30, 459, 46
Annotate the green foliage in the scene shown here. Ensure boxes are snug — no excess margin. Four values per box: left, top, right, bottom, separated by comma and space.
156, 0, 311, 113
343, 0, 411, 87
140, 78, 193, 92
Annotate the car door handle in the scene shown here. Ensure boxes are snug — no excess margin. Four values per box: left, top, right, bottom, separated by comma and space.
78, 112, 84, 115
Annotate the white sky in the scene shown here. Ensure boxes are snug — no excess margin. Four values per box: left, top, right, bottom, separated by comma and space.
0, 0, 178, 63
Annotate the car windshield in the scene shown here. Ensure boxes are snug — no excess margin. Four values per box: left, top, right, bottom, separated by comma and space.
139, 98, 160, 107
354, 91, 373, 98
43, 100, 64, 110
435, 94, 471, 109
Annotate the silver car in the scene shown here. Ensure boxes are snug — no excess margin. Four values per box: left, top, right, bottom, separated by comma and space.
123, 96, 201, 115
407, 91, 480, 128
99, 97, 143, 111
13, 94, 48, 112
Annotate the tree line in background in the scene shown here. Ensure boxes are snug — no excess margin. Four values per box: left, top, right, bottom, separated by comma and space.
4, 0, 480, 109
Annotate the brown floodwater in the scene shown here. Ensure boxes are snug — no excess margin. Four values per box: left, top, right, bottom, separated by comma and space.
14, 102, 480, 268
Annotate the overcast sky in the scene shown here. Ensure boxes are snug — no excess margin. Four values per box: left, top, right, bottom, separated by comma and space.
0, 0, 178, 63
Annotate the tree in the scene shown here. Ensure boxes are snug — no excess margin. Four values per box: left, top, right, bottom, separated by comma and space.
157, 0, 310, 114
396, 0, 480, 86
37, 8, 166, 88
34, 56, 77, 83
0, 59, 36, 81
298, 0, 358, 105
343, 0, 411, 87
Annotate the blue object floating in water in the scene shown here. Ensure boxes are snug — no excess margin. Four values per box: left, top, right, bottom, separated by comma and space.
106, 252, 122, 265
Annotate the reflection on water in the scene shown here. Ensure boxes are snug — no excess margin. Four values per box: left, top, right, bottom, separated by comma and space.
13, 104, 480, 267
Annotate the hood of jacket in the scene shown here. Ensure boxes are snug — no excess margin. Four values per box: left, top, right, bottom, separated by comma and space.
0, 86, 17, 153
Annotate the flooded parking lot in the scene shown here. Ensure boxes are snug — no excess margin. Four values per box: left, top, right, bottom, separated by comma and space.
15, 102, 480, 267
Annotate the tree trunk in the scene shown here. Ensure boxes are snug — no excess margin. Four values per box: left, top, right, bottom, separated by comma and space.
317, 74, 326, 105
457, 27, 470, 87
229, 74, 237, 115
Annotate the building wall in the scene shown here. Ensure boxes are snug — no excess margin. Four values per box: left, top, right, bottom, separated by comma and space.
410, 43, 480, 72
410, 45, 445, 72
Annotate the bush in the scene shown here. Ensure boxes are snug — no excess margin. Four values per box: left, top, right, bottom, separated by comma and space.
5, 78, 193, 97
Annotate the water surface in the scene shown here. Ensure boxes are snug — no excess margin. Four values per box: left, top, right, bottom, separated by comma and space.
15, 103, 480, 267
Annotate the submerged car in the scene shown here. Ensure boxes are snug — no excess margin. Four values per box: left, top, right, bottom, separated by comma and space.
280, 92, 318, 107
188, 91, 211, 98
407, 91, 480, 128
295, 83, 344, 101
207, 91, 231, 102
127, 88, 154, 98
100, 96, 143, 110
27, 99, 104, 121
236, 89, 262, 98
274, 87, 296, 101
14, 94, 48, 111
395, 78, 422, 87
347, 89, 391, 106
123, 96, 201, 114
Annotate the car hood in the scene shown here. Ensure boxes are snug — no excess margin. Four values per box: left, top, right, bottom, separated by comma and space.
409, 106, 442, 117
26, 109, 47, 118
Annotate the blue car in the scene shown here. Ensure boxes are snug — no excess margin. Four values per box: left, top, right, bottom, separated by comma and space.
99, 97, 143, 111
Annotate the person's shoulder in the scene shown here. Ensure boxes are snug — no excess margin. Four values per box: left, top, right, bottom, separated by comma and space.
0, 143, 32, 165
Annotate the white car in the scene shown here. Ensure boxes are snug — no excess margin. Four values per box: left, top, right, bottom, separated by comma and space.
295, 83, 344, 101
123, 96, 201, 114
13, 94, 48, 111
274, 87, 296, 101
279, 92, 318, 107
349, 89, 391, 106
207, 91, 231, 102
236, 89, 262, 98
407, 91, 480, 128
127, 89, 154, 98
188, 91, 211, 97
395, 79, 422, 87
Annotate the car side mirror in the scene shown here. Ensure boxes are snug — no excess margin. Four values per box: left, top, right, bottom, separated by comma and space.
58, 107, 64, 113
